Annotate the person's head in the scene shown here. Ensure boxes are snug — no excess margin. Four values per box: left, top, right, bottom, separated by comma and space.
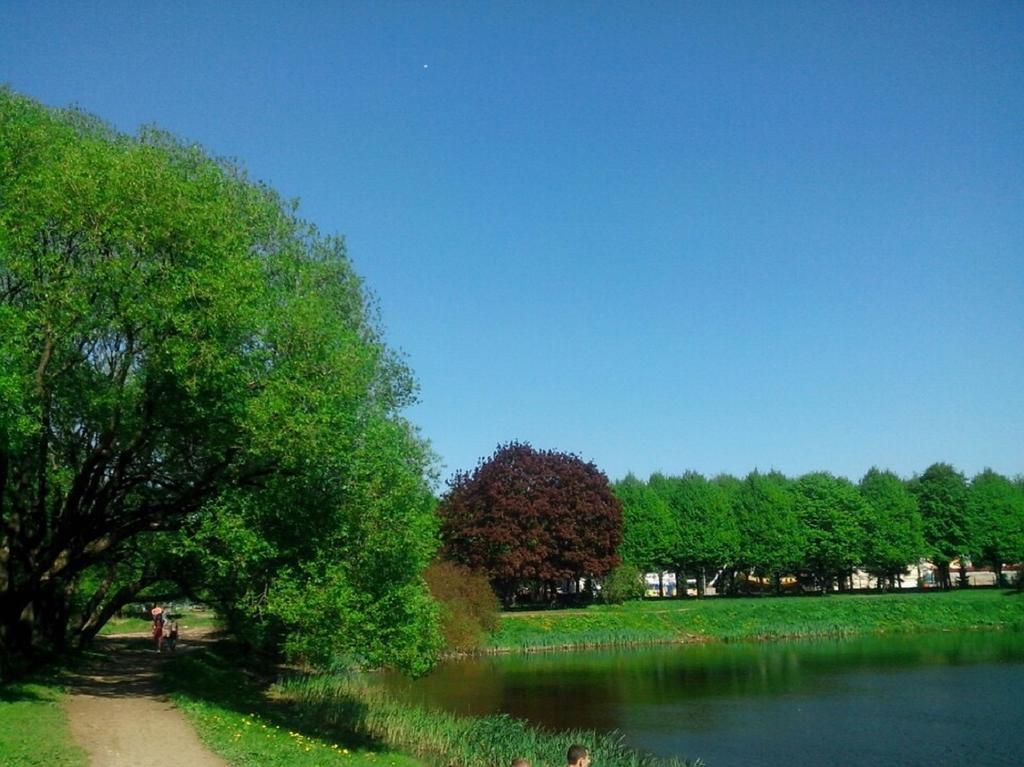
567, 745, 590, 767
511, 759, 531, 767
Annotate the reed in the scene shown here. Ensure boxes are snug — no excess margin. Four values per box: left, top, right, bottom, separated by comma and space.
276, 673, 704, 767
166, 650, 422, 767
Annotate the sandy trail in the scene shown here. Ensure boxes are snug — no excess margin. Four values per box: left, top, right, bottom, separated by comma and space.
64, 630, 227, 767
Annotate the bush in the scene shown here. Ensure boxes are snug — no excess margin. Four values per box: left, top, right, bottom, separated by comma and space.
601, 564, 646, 604
424, 561, 500, 652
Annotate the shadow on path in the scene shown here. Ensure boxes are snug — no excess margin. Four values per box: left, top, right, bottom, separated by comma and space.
64, 630, 230, 767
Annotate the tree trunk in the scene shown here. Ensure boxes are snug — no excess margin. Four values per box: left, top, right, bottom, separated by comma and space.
697, 567, 706, 598
76, 579, 148, 647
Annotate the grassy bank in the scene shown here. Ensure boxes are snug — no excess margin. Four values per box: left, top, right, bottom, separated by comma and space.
0, 674, 86, 767
490, 589, 1024, 652
164, 648, 423, 767
165, 645, 702, 767
276, 674, 702, 767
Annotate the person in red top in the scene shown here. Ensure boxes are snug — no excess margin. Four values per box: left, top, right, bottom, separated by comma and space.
150, 604, 165, 652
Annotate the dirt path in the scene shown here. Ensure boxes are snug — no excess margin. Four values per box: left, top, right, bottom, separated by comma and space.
64, 630, 228, 767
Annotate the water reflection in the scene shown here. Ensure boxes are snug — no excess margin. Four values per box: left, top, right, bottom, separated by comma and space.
377, 631, 1024, 767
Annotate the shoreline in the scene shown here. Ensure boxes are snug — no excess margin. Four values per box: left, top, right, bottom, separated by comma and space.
478, 589, 1024, 656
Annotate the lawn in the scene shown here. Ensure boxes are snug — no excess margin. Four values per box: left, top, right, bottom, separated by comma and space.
0, 676, 86, 767
490, 588, 1024, 651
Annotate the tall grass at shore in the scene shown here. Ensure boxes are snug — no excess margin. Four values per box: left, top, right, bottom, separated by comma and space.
165, 649, 424, 767
276, 674, 704, 767
490, 590, 1024, 652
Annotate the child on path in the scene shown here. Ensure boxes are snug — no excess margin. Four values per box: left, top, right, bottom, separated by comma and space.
165, 620, 179, 652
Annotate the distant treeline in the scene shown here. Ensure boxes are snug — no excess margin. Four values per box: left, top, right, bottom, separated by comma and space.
614, 463, 1024, 593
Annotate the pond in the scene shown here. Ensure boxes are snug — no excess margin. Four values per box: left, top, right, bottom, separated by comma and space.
378, 631, 1024, 767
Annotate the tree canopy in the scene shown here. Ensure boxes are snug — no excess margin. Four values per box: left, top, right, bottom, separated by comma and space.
858, 468, 925, 587
792, 472, 869, 591
648, 472, 739, 596
966, 469, 1024, 585
0, 89, 439, 675
909, 463, 969, 588
614, 474, 677, 575
439, 442, 622, 603
734, 471, 802, 589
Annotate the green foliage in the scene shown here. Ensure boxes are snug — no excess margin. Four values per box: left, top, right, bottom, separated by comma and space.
909, 463, 969, 587
601, 563, 647, 604
966, 470, 1024, 584
649, 472, 739, 590
859, 468, 925, 586
0, 88, 438, 674
613, 475, 677, 572
792, 472, 870, 589
423, 560, 500, 653
733, 471, 802, 584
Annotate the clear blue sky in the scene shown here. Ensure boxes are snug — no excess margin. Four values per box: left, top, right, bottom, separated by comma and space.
2, 2, 1021, 484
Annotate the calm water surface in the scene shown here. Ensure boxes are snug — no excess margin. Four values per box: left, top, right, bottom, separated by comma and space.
378, 631, 1024, 767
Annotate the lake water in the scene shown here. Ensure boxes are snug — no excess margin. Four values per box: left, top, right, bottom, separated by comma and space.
379, 631, 1024, 767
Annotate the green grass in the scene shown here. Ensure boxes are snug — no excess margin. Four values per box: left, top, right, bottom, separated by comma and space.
98, 609, 222, 635
163, 644, 702, 767
490, 589, 1024, 651
0, 675, 87, 767
163, 647, 424, 767
276, 674, 703, 767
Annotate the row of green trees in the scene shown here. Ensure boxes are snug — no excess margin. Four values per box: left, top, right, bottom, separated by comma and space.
616, 464, 1024, 594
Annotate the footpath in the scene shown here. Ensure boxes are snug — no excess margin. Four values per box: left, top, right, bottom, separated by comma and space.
63, 630, 227, 767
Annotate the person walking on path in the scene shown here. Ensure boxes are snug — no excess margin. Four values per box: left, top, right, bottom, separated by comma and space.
150, 605, 165, 652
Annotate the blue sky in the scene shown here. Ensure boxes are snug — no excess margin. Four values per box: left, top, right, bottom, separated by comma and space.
2, 2, 1021, 484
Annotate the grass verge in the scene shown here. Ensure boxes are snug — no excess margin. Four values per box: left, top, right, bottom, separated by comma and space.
0, 673, 87, 767
490, 589, 1024, 651
164, 646, 423, 767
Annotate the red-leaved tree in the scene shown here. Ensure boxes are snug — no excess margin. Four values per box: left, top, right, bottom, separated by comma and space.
439, 442, 622, 604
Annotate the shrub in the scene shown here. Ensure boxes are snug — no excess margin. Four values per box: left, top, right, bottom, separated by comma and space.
424, 561, 500, 652
601, 564, 646, 604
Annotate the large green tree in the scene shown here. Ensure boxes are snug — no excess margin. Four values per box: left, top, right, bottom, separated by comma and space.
649, 472, 738, 597
733, 471, 802, 593
792, 472, 869, 592
909, 463, 969, 589
0, 89, 439, 674
613, 474, 678, 582
966, 469, 1024, 586
858, 468, 925, 588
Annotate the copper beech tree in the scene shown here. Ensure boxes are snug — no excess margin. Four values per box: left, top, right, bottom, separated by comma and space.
439, 442, 622, 604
